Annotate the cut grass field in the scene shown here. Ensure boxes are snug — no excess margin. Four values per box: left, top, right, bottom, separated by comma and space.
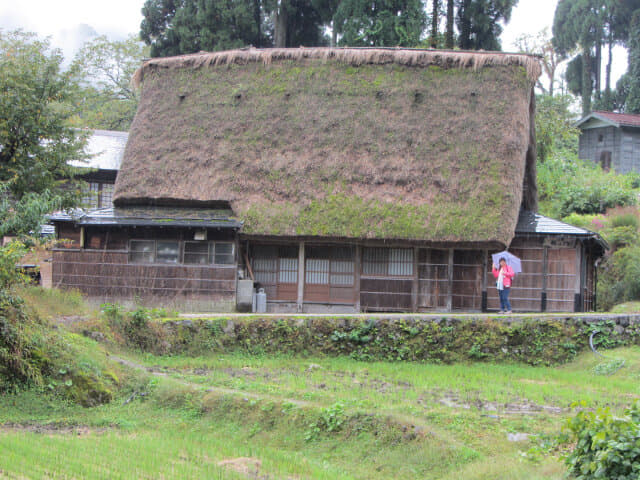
2, 339, 640, 479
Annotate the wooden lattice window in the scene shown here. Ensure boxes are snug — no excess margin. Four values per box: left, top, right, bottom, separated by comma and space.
362, 248, 413, 277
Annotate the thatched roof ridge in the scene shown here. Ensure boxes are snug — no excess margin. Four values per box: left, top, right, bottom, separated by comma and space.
132, 47, 541, 87
117, 48, 540, 245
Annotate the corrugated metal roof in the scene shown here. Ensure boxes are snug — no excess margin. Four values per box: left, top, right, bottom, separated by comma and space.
69, 130, 129, 170
50, 207, 241, 229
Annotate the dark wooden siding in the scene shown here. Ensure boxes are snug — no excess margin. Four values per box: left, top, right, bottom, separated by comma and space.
360, 278, 412, 311
52, 249, 236, 299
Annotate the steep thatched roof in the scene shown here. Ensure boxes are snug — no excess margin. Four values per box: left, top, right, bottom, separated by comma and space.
115, 47, 541, 245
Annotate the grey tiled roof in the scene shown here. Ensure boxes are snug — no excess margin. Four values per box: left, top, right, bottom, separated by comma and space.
50, 207, 241, 229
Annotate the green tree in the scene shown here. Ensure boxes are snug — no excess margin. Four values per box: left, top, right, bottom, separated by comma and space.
0, 30, 85, 222
69, 35, 147, 131
535, 94, 579, 164
456, 0, 518, 51
553, 0, 640, 114
265, 0, 334, 48
140, 0, 266, 57
334, 0, 427, 47
625, 10, 640, 112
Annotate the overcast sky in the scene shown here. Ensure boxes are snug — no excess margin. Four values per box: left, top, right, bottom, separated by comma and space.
0, 0, 628, 80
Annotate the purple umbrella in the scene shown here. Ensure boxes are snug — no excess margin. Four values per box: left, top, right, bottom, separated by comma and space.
491, 251, 522, 273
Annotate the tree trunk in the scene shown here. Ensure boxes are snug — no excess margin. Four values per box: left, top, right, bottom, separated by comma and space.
445, 0, 454, 49
332, 18, 337, 47
604, 28, 613, 110
274, 1, 288, 48
595, 39, 602, 100
458, 0, 471, 50
582, 47, 593, 115
253, 0, 262, 47
431, 0, 440, 48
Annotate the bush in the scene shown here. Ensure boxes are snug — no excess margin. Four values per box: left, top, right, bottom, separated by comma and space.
564, 401, 640, 479
562, 213, 604, 231
538, 154, 638, 218
597, 246, 640, 311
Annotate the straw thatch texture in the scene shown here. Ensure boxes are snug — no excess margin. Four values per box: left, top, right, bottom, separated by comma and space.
116, 48, 540, 244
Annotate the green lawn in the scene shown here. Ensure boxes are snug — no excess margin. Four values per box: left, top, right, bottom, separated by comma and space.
1, 343, 639, 479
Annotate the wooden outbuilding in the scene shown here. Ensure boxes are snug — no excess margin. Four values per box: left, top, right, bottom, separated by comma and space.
51, 48, 606, 312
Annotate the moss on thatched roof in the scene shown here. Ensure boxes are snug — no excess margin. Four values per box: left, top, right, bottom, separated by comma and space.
115, 47, 540, 245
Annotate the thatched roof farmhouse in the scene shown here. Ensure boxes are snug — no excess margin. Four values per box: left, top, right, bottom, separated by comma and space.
53, 48, 604, 313
115, 48, 541, 246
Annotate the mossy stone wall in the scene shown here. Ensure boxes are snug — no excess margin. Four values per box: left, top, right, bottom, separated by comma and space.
125, 314, 640, 365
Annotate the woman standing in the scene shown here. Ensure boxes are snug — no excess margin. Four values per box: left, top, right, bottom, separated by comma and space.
492, 257, 515, 314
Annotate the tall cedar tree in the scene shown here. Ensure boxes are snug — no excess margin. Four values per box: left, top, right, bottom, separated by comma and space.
445, 0, 454, 48
264, 0, 333, 48
553, 0, 640, 114
140, 0, 265, 56
430, 0, 440, 48
626, 10, 640, 113
456, 0, 518, 51
333, 0, 427, 47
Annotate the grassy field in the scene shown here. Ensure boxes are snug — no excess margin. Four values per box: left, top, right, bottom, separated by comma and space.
2, 334, 640, 479
0, 287, 638, 479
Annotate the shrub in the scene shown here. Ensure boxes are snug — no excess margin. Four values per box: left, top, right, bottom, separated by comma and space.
597, 246, 640, 311
564, 401, 640, 479
562, 213, 604, 231
608, 212, 640, 230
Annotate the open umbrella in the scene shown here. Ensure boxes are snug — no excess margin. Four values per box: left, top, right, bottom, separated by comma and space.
491, 251, 522, 273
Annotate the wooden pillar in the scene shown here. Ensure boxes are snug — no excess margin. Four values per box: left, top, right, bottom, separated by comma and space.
447, 248, 454, 312
578, 241, 587, 312
574, 241, 582, 312
411, 247, 419, 312
481, 249, 488, 312
297, 241, 305, 312
354, 244, 361, 312
541, 245, 548, 312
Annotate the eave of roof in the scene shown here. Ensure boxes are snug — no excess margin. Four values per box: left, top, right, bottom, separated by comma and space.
515, 210, 608, 249
50, 207, 242, 229
576, 111, 640, 129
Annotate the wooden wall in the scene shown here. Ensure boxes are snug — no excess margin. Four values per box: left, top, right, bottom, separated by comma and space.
52, 249, 236, 300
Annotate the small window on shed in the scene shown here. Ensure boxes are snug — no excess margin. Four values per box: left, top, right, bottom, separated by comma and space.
598, 133, 604, 143
129, 240, 155, 263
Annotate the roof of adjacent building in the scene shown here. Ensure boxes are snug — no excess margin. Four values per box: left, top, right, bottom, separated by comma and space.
576, 111, 640, 129
515, 210, 608, 249
70, 129, 129, 171
114, 47, 541, 246
50, 207, 241, 229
